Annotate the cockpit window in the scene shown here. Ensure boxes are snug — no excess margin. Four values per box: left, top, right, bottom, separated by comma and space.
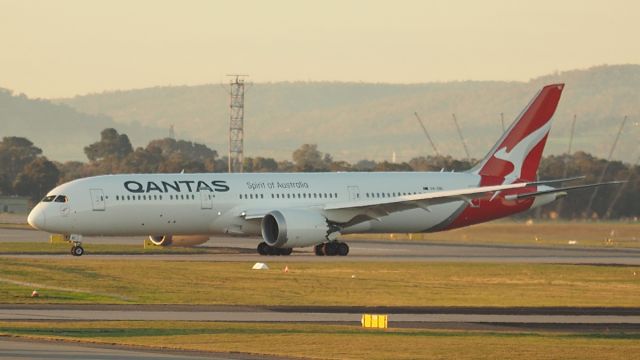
54, 195, 68, 203
42, 195, 56, 202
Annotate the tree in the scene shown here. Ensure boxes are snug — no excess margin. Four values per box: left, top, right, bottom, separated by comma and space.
244, 157, 279, 172
146, 138, 217, 163
13, 157, 60, 202
0, 137, 42, 194
84, 128, 133, 162
292, 144, 329, 172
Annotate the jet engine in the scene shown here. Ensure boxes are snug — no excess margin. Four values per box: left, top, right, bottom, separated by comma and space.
147, 235, 210, 247
261, 209, 332, 248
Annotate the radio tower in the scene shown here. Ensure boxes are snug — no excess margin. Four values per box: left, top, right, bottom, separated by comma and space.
227, 74, 248, 173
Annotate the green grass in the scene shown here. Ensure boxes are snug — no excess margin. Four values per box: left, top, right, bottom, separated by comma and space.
0, 259, 638, 307
1, 321, 639, 359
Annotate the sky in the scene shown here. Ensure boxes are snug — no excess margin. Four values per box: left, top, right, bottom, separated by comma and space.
1, 0, 638, 98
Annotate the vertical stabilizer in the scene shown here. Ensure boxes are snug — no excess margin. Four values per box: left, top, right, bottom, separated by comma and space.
471, 84, 564, 182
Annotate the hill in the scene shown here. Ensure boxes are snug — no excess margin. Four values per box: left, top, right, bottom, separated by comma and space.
43, 65, 640, 163
0, 89, 166, 161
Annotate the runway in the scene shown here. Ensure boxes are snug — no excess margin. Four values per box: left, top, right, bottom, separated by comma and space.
1, 305, 640, 326
1, 228, 639, 264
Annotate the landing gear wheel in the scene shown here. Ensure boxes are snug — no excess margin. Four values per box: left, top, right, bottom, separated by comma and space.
279, 248, 293, 256
257, 242, 269, 255
324, 242, 338, 256
314, 244, 325, 256
71, 246, 84, 257
337, 242, 349, 256
267, 245, 279, 256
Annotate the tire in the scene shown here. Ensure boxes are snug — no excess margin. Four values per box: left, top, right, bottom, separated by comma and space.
279, 247, 293, 256
257, 242, 269, 255
72, 246, 84, 256
267, 245, 279, 256
314, 244, 325, 256
337, 242, 349, 256
324, 242, 338, 256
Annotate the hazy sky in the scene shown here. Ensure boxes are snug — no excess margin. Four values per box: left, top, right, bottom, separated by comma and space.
1, 0, 638, 98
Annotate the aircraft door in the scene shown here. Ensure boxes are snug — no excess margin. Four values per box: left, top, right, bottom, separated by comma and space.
347, 186, 360, 201
200, 190, 213, 209
89, 189, 106, 211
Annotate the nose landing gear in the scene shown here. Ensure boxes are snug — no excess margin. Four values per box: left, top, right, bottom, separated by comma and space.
68, 234, 84, 256
71, 243, 84, 256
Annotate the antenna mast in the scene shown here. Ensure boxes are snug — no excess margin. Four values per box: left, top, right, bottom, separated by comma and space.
452, 113, 471, 160
585, 115, 627, 217
555, 114, 577, 217
414, 112, 440, 156
226, 74, 248, 173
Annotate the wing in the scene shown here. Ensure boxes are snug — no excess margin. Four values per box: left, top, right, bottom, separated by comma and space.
323, 182, 532, 221
504, 181, 624, 200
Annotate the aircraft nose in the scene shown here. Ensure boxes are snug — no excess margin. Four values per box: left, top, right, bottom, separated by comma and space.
27, 208, 46, 229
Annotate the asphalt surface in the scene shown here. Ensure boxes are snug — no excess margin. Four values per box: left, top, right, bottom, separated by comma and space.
1, 227, 639, 359
1, 307, 640, 324
2, 228, 640, 264
0, 337, 281, 360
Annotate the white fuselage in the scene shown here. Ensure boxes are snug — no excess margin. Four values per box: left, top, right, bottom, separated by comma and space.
29, 171, 486, 237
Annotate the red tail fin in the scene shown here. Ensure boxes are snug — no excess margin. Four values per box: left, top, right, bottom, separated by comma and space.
472, 84, 564, 182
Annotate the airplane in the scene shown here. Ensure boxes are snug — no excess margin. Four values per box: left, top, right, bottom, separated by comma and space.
27, 83, 619, 257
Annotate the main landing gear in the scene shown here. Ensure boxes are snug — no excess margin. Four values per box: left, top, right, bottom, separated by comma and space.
257, 242, 293, 256
314, 241, 349, 256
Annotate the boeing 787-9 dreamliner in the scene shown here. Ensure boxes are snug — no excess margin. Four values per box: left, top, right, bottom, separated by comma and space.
28, 84, 617, 256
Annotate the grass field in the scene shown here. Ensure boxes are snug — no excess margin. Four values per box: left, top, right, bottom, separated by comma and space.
344, 221, 640, 248
0, 259, 638, 307
1, 321, 639, 360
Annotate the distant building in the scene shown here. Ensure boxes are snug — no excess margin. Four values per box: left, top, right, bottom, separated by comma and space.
0, 196, 31, 213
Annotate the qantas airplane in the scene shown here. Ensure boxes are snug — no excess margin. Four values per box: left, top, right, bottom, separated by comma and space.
27, 84, 616, 256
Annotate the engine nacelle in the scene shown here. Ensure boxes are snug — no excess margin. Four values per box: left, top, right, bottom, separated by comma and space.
147, 235, 210, 247
261, 209, 331, 248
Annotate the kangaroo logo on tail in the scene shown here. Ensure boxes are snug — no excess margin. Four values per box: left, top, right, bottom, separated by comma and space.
472, 84, 564, 183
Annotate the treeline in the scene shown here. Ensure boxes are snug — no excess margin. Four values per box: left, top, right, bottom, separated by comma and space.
0, 129, 637, 220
